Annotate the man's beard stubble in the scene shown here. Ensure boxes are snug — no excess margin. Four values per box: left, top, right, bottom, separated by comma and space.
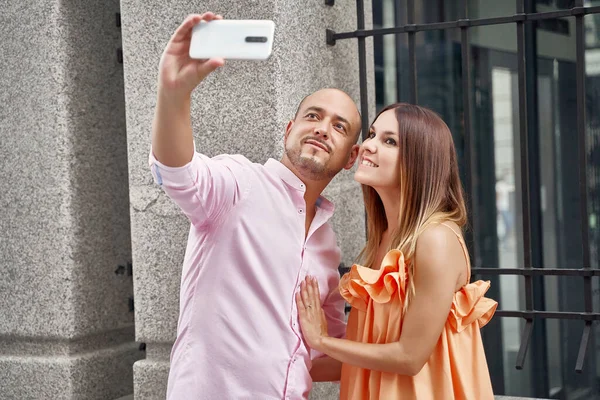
284, 145, 338, 181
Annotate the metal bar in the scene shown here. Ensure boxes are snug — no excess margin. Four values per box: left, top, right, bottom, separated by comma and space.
574, 3, 593, 375
460, 0, 478, 270
329, 6, 600, 41
575, 321, 592, 372
409, 21, 457, 31
517, 0, 533, 305
407, 0, 414, 24
575, 0, 592, 313
495, 311, 600, 321
471, 267, 600, 276
526, 10, 574, 20
469, 14, 527, 27
513, 0, 534, 370
516, 320, 533, 370
356, 0, 369, 140
407, 0, 417, 103
394, 0, 403, 102
522, 0, 548, 390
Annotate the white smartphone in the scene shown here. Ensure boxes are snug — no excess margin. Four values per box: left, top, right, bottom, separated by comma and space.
189, 20, 275, 61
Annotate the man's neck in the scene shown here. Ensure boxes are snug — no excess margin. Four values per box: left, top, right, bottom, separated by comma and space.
280, 157, 331, 211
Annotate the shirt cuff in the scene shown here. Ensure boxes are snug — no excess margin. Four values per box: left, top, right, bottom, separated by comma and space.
149, 148, 197, 188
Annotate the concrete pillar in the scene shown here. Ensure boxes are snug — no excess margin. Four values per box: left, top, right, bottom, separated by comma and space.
0, 0, 141, 399
119, 0, 373, 398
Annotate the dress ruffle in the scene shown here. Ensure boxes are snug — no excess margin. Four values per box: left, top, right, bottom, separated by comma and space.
339, 250, 497, 332
339, 250, 407, 312
447, 280, 498, 332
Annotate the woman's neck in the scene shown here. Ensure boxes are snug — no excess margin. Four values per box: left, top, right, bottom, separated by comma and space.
376, 187, 401, 240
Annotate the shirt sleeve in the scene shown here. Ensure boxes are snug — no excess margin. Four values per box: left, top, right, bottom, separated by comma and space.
149, 149, 252, 228
322, 285, 348, 340
311, 274, 347, 362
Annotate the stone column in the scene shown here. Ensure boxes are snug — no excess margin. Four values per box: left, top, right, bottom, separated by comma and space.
120, 0, 373, 398
0, 0, 141, 399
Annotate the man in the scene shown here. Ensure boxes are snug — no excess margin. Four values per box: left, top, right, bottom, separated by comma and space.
150, 13, 362, 399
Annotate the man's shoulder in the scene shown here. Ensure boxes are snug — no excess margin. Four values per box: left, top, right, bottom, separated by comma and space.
210, 153, 253, 166
209, 154, 284, 187
209, 154, 268, 175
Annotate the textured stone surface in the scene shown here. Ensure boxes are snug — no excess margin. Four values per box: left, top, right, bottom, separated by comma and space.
0, 0, 133, 341
120, 0, 373, 397
307, 386, 547, 400
306, 384, 549, 400
133, 358, 170, 400
309, 382, 341, 400
0, 342, 140, 400
0, 0, 138, 397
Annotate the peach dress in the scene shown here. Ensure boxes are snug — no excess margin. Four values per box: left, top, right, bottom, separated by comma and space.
339, 223, 497, 400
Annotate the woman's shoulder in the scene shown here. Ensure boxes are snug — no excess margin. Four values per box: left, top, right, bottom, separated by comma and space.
416, 221, 462, 250
414, 222, 466, 279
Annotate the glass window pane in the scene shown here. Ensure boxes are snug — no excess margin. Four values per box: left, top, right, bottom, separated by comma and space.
371, 3, 600, 399
469, 0, 517, 20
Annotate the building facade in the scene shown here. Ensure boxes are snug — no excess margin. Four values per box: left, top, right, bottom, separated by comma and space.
1, 0, 599, 399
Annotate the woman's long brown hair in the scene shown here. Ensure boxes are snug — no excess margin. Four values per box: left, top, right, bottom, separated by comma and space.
357, 103, 467, 309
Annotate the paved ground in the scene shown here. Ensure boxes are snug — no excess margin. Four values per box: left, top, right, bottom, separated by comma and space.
117, 395, 549, 399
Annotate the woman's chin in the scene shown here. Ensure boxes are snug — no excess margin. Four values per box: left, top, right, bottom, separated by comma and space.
353, 170, 371, 186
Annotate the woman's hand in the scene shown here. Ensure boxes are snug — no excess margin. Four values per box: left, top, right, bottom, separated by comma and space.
296, 276, 329, 352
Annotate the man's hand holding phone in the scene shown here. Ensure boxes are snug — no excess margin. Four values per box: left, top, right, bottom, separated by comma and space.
151, 13, 275, 167
158, 13, 225, 100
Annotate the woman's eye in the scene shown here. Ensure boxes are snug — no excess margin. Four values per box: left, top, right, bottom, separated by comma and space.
367, 131, 375, 139
385, 138, 397, 146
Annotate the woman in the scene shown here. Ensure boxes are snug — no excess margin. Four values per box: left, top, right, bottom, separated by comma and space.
296, 103, 497, 399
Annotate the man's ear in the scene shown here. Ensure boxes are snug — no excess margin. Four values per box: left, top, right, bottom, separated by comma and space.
284, 120, 294, 144
344, 144, 360, 170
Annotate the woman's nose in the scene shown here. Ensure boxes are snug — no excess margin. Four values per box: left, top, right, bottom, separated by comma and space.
362, 140, 377, 154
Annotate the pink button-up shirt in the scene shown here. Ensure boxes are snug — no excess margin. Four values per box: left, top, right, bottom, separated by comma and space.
150, 151, 347, 400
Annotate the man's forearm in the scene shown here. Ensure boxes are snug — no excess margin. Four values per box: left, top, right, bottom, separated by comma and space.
151, 89, 195, 167
310, 356, 342, 382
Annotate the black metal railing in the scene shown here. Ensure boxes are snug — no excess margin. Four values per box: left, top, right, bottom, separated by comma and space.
326, 0, 600, 378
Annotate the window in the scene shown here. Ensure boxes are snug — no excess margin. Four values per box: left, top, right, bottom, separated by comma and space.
329, 0, 600, 397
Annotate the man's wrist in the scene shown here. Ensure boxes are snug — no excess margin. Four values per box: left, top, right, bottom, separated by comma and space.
158, 86, 191, 103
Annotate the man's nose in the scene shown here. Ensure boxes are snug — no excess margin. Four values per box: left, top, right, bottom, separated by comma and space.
313, 121, 330, 138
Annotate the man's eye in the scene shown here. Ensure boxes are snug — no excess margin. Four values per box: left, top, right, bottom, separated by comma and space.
306, 113, 318, 119
335, 123, 346, 131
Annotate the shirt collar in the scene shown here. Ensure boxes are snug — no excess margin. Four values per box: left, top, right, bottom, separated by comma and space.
264, 159, 334, 213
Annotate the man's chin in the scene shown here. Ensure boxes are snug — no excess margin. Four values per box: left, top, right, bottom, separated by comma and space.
285, 149, 337, 180
298, 153, 324, 165
292, 157, 330, 179
297, 157, 323, 171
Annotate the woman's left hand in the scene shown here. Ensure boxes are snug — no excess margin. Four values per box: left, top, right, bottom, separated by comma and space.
296, 276, 329, 352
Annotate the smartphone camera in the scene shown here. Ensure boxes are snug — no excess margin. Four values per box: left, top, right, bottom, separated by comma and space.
245, 36, 268, 43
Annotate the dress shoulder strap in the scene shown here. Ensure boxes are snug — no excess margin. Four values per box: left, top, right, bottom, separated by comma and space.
439, 222, 471, 285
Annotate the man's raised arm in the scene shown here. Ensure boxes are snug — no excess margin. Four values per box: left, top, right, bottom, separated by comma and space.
151, 13, 224, 167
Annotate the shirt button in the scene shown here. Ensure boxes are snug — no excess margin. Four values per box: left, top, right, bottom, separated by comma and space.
298, 209, 304, 214
300, 184, 305, 189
